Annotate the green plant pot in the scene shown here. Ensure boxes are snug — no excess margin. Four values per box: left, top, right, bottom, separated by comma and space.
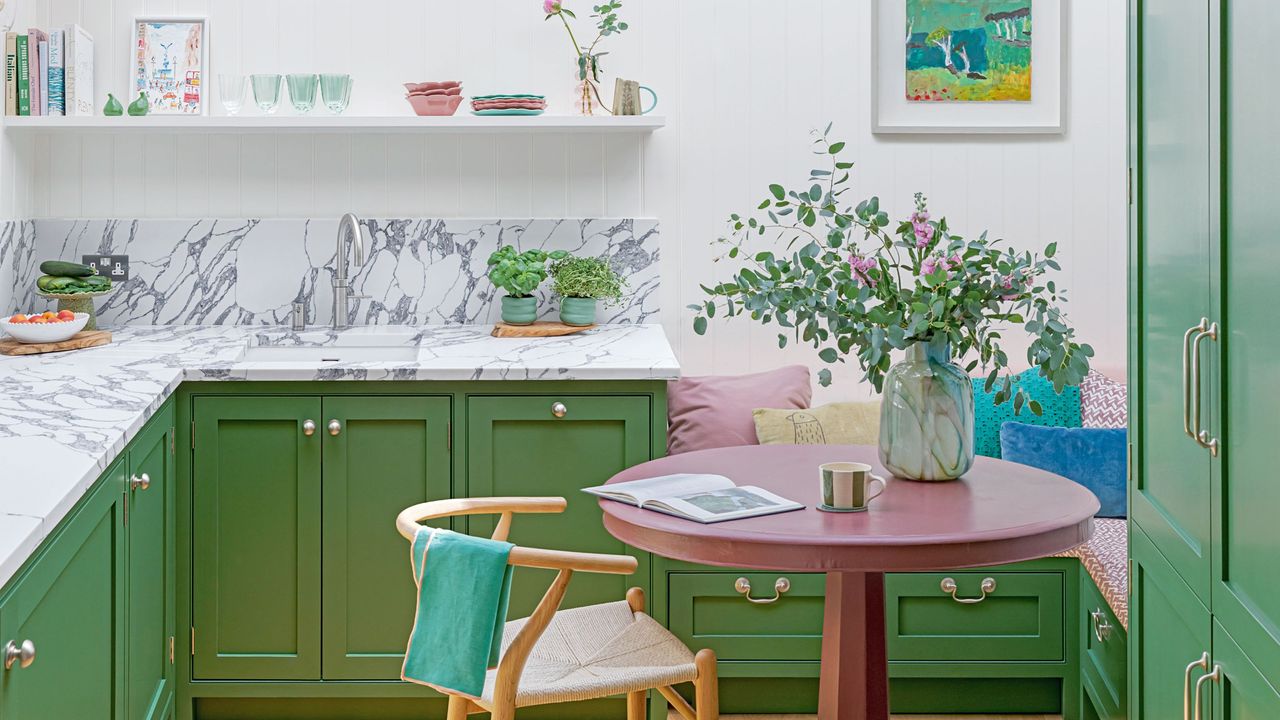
500, 295, 538, 325
559, 297, 598, 326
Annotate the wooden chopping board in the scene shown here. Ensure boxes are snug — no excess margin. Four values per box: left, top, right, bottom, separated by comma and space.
0, 330, 112, 356
491, 321, 596, 338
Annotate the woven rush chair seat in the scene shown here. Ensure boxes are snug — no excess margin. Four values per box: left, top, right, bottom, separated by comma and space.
477, 599, 698, 709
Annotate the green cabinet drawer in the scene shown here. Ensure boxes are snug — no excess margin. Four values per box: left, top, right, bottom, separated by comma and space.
886, 572, 1064, 661
667, 572, 825, 662
1080, 570, 1126, 715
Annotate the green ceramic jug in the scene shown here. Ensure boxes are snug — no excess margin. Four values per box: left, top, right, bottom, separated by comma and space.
127, 92, 149, 116
103, 93, 123, 116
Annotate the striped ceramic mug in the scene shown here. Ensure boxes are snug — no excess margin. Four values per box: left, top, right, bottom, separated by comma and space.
819, 462, 886, 511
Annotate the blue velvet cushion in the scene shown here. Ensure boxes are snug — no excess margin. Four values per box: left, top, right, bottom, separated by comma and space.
999, 423, 1127, 518
972, 369, 1081, 459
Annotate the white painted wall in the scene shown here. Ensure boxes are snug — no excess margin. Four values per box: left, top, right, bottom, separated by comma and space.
2, 0, 1128, 401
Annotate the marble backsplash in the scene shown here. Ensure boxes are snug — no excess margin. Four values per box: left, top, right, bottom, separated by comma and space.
3, 218, 658, 326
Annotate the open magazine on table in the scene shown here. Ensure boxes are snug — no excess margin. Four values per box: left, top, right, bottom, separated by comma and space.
583, 473, 804, 523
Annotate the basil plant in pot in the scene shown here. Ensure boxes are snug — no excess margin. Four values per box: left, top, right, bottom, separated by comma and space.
487, 245, 567, 325
691, 128, 1093, 481
550, 255, 626, 326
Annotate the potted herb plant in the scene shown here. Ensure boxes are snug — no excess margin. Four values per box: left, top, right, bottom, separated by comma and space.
487, 245, 566, 325
550, 255, 625, 326
691, 127, 1092, 481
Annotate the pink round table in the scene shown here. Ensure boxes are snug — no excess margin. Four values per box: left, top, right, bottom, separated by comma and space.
600, 445, 1098, 720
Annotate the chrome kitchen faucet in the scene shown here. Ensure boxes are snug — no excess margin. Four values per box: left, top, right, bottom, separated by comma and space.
333, 213, 370, 330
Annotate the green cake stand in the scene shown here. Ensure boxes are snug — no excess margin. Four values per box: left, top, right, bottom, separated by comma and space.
36, 288, 115, 330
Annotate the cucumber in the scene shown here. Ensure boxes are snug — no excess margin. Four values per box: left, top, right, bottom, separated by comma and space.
81, 275, 110, 290
39, 260, 95, 277
37, 275, 78, 292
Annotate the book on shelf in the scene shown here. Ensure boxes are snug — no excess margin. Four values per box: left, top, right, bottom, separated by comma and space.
65, 25, 93, 117
583, 473, 804, 524
4, 33, 15, 116
37, 40, 48, 115
47, 29, 64, 116
15, 34, 28, 116
27, 28, 46, 117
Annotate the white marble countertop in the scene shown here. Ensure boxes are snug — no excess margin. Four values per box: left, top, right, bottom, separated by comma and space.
0, 323, 679, 588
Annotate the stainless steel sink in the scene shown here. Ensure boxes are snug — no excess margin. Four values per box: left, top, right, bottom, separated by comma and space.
241, 345, 418, 363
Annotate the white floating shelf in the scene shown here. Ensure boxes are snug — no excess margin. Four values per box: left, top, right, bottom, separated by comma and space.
3, 114, 666, 134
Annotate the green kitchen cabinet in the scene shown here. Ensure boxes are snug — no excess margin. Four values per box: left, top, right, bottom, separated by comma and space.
126, 412, 177, 720
320, 396, 451, 680
1213, 0, 1280, 690
466, 394, 652, 619
1129, 524, 1212, 720
0, 461, 127, 720
1129, 0, 1216, 604
192, 396, 323, 681
1203, 621, 1280, 720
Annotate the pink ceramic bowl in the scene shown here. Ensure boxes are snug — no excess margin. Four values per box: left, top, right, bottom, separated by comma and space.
407, 86, 463, 98
404, 81, 461, 94
406, 94, 464, 116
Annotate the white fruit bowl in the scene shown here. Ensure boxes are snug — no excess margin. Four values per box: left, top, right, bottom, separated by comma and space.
2, 313, 91, 343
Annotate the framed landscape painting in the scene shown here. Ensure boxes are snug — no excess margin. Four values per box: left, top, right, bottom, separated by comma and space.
873, 0, 1063, 133
131, 17, 208, 115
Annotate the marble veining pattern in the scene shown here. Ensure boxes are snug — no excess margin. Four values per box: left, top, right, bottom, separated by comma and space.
0, 323, 678, 587
10, 218, 658, 326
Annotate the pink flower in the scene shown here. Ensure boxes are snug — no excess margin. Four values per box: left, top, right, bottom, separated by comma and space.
910, 211, 934, 248
849, 254, 878, 288
543, 0, 562, 14
999, 273, 1021, 300
922, 254, 962, 278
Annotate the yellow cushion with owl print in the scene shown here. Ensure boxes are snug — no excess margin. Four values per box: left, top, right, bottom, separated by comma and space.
752, 401, 881, 446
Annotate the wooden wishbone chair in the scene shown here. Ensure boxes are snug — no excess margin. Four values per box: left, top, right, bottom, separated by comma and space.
396, 497, 719, 720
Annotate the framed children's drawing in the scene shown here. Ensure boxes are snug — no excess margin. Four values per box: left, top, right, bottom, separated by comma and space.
131, 16, 208, 115
872, 0, 1065, 134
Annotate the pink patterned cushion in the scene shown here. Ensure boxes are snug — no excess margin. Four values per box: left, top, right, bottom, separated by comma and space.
1055, 518, 1128, 629
1081, 371, 1127, 429
666, 366, 812, 455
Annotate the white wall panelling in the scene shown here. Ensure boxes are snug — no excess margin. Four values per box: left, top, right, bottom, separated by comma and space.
1, 0, 1128, 401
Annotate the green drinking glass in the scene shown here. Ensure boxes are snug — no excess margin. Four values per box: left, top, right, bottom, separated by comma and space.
319, 74, 353, 114
250, 74, 283, 114
286, 73, 319, 114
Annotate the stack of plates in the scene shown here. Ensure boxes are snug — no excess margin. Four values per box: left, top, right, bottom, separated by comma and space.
471, 94, 546, 116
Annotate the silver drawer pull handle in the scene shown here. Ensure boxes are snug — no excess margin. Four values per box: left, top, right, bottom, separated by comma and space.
1183, 651, 1210, 720
3, 640, 35, 670
302, 419, 316, 436
130, 473, 151, 491
734, 577, 790, 604
940, 577, 996, 604
551, 402, 568, 418
1192, 664, 1222, 720
1182, 318, 1208, 440
1091, 608, 1114, 643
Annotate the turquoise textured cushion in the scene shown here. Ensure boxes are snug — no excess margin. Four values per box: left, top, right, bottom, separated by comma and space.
1000, 423, 1127, 518
971, 369, 1081, 459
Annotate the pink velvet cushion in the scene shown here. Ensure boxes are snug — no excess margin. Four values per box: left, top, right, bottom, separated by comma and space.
666, 366, 812, 455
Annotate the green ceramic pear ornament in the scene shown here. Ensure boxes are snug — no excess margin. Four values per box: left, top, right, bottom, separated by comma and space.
127, 92, 149, 116
103, 93, 123, 116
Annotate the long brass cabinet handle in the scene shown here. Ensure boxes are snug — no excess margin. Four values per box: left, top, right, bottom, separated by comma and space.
1183, 652, 1210, 720
3, 640, 35, 670
940, 577, 996, 604
734, 577, 790, 604
1192, 663, 1222, 720
1189, 321, 1220, 456
1182, 319, 1208, 439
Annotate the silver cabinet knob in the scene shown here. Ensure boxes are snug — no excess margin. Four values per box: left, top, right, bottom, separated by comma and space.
130, 473, 151, 491
302, 419, 316, 436
1091, 608, 1114, 643
551, 402, 568, 418
3, 640, 35, 670
328, 419, 342, 436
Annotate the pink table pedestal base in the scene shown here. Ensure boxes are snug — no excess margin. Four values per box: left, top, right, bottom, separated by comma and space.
819, 571, 889, 720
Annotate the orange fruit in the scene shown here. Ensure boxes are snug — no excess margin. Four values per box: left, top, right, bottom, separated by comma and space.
28, 316, 47, 324
56, 310, 75, 321
7, 314, 27, 323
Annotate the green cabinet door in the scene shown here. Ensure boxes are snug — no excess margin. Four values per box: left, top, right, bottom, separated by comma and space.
126, 410, 176, 719
321, 396, 452, 681
192, 396, 322, 680
1214, 0, 1280, 689
1130, 0, 1217, 603
0, 463, 126, 720
1208, 621, 1280, 720
467, 395, 651, 618
1130, 525, 1213, 720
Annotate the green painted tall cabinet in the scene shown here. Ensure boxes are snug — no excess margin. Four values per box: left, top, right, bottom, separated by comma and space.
1131, 0, 1280, 717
